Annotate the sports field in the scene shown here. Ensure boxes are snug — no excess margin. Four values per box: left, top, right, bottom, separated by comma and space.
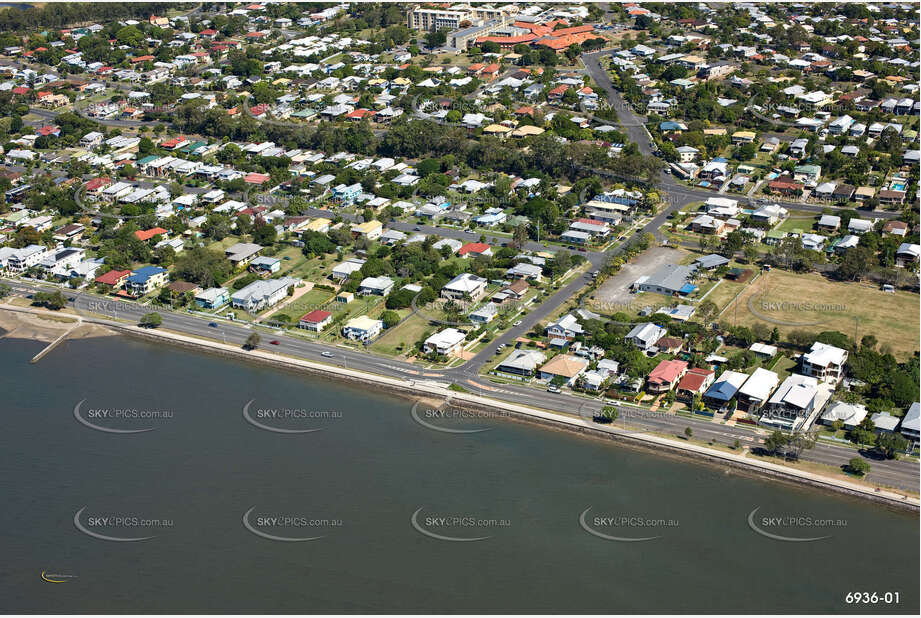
721, 269, 919, 359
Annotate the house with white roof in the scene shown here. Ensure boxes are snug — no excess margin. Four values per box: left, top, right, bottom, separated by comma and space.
423, 328, 466, 356
801, 341, 848, 384
737, 368, 779, 412
760, 374, 820, 430
625, 323, 667, 352
441, 273, 487, 302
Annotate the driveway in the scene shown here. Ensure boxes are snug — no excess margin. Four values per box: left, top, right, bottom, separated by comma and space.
592, 246, 687, 307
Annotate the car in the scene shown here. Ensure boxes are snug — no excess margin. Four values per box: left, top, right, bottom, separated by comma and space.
547, 385, 562, 394
513, 320, 522, 327
413, 226, 421, 231
321, 351, 333, 358
270, 340, 280, 345
208, 322, 218, 328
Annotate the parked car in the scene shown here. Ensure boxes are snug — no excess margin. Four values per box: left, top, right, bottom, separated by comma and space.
547, 385, 562, 394
513, 320, 522, 327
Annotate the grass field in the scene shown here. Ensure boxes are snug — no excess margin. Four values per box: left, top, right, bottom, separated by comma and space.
724, 269, 919, 358
370, 313, 435, 357
267, 288, 334, 323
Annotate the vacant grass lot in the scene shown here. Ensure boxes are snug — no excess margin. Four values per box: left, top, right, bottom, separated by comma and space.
727, 269, 919, 359
370, 312, 435, 357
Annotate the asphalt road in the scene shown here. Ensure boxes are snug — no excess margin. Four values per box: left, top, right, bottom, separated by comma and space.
4, 277, 918, 492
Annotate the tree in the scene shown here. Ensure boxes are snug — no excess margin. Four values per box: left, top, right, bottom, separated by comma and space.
837, 246, 873, 281
846, 457, 870, 476
512, 223, 528, 250
244, 333, 261, 350
876, 432, 908, 459
684, 427, 693, 439
763, 430, 789, 455
139, 312, 162, 328
32, 290, 66, 310
381, 310, 401, 329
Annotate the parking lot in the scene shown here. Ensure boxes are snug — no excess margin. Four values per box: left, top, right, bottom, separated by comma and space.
591, 246, 688, 307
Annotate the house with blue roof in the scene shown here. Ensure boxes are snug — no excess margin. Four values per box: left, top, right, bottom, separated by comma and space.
703, 370, 749, 409
659, 121, 687, 132
125, 266, 168, 297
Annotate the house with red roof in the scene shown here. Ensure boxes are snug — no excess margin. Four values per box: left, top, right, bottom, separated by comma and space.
134, 227, 169, 242
244, 172, 271, 185
675, 367, 716, 402
346, 108, 376, 120
11, 86, 30, 95
458, 243, 492, 258
547, 84, 569, 100
36, 125, 60, 137
646, 359, 689, 393
249, 103, 269, 117
299, 309, 332, 332
85, 177, 112, 193
130, 55, 155, 64
95, 269, 131, 289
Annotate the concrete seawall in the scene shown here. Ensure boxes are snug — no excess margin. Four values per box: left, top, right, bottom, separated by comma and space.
111, 324, 919, 513
2, 304, 917, 512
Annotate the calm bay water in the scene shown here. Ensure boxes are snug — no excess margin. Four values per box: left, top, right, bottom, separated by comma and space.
0, 335, 918, 613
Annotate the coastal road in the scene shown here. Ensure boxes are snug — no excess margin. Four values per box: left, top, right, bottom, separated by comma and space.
4, 278, 918, 493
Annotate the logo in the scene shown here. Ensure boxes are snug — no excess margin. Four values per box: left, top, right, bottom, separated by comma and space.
409, 401, 493, 434
241, 506, 336, 542
41, 571, 77, 583
578, 507, 674, 542
73, 399, 166, 434
410, 507, 509, 542
73, 506, 163, 542
242, 399, 338, 434
746, 507, 837, 542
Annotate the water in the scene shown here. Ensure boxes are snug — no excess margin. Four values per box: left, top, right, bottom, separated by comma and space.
1, 335, 917, 613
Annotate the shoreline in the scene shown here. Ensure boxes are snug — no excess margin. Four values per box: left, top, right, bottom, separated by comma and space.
2, 304, 918, 512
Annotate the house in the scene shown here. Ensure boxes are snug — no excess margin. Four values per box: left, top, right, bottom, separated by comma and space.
820, 401, 868, 429
760, 374, 819, 430
703, 370, 749, 409
801, 342, 847, 384
332, 259, 364, 280
194, 287, 230, 309
634, 264, 696, 296
625, 322, 666, 352
423, 328, 466, 356
358, 275, 394, 296
94, 268, 131, 290
545, 314, 583, 341
299, 309, 332, 332
870, 411, 900, 434
881, 221, 908, 237
767, 178, 804, 198
231, 277, 299, 312
737, 368, 779, 412
458, 242, 492, 258
441, 273, 487, 301
350, 220, 383, 241
134, 227, 169, 242
895, 243, 921, 268
675, 367, 715, 401
900, 402, 920, 447
694, 254, 730, 270
342, 315, 383, 342
646, 359, 689, 393
496, 349, 546, 377
816, 215, 840, 232
124, 265, 168, 297
691, 214, 725, 235
249, 256, 281, 275
847, 218, 873, 235
506, 262, 543, 281
225, 242, 262, 266
538, 354, 589, 386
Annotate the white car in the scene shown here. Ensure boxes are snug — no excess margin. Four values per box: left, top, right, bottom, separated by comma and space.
513, 320, 522, 327
321, 351, 333, 358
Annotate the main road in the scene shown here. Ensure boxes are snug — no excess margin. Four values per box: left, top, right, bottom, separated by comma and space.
3, 277, 917, 492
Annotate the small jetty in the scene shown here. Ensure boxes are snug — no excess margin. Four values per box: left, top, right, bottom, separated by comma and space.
30, 321, 82, 364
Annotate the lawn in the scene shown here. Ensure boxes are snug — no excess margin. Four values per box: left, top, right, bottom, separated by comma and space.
266, 288, 334, 323
727, 269, 919, 359
370, 312, 436, 357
